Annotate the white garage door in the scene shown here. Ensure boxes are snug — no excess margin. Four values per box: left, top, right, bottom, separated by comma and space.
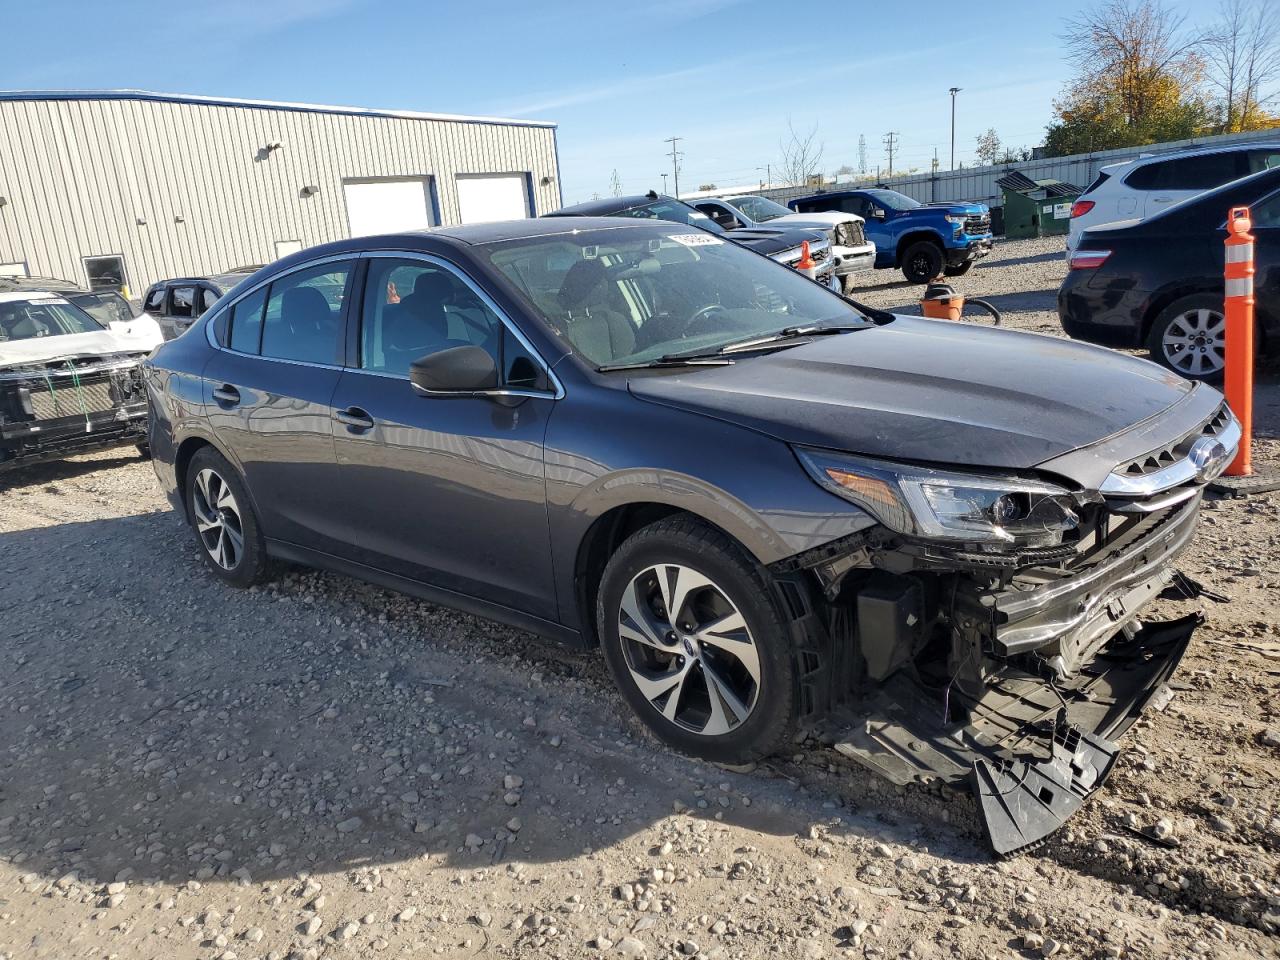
343, 178, 436, 237
455, 173, 530, 224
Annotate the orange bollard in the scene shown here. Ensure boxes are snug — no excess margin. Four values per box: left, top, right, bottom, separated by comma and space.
795, 241, 818, 281
1224, 206, 1254, 476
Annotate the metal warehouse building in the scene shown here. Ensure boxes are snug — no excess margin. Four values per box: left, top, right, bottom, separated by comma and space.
0, 89, 560, 295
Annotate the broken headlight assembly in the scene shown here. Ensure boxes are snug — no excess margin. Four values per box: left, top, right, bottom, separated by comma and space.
796, 448, 1080, 548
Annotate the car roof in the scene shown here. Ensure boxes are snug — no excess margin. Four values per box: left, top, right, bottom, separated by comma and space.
0, 290, 79, 303
1108, 141, 1280, 172
550, 194, 680, 217
0, 275, 84, 294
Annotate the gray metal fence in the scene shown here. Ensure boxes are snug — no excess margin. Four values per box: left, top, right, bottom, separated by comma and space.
754, 128, 1280, 208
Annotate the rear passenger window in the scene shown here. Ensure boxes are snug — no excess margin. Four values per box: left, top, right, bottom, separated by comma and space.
170, 286, 196, 318
1247, 150, 1280, 175
260, 263, 351, 364
229, 286, 268, 354
1130, 153, 1242, 191
201, 288, 219, 313
143, 288, 165, 313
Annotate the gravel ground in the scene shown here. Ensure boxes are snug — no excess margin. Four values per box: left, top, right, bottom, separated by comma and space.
1, 236, 1278, 960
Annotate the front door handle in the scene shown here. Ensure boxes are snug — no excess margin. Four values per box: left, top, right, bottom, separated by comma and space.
335, 406, 375, 431
212, 384, 240, 405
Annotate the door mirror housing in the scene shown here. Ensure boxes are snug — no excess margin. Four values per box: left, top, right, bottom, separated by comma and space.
871, 207, 886, 219
409, 345, 499, 395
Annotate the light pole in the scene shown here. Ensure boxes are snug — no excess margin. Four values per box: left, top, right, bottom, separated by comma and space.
756, 164, 771, 190
949, 87, 961, 171
660, 173, 668, 193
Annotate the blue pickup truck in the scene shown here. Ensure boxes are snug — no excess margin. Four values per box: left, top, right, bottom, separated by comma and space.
788, 188, 993, 283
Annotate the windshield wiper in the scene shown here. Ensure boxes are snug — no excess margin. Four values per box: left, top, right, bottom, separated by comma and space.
712, 322, 868, 355
596, 355, 736, 373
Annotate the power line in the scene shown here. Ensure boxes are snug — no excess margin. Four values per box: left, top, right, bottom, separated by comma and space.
663, 136, 684, 198
857, 134, 867, 175
882, 132, 899, 177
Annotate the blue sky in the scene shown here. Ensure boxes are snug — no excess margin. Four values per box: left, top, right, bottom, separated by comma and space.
0, 0, 1208, 203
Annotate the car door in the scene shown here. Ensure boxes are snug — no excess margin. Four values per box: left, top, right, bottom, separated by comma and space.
328, 252, 559, 619
201, 257, 356, 554
1249, 188, 1280, 343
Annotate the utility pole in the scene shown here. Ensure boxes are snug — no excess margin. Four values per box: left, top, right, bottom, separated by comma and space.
882, 132, 899, 177
949, 87, 961, 171
756, 164, 771, 189
857, 135, 867, 175
663, 136, 683, 199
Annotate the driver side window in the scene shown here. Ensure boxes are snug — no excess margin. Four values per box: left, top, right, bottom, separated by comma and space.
360, 258, 548, 390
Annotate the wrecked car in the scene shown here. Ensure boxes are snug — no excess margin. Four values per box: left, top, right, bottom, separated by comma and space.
143, 218, 1236, 854
1, 290, 162, 471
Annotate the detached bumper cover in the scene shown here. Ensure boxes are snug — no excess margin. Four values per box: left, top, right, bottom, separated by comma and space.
833, 612, 1198, 855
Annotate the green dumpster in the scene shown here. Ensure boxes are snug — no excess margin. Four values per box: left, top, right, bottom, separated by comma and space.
995, 171, 1083, 239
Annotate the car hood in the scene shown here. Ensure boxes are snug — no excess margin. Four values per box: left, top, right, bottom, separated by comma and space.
918, 202, 989, 216
761, 212, 864, 229
627, 316, 1194, 475
730, 226, 828, 256
0, 319, 161, 369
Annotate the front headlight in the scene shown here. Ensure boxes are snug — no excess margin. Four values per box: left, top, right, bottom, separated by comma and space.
796, 448, 1080, 547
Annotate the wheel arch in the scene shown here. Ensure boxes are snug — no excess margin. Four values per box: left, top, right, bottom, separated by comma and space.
173, 432, 254, 520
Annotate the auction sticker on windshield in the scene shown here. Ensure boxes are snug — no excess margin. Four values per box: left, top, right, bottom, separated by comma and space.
669, 234, 724, 247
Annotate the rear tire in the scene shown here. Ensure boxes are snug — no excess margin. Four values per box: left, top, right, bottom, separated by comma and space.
901, 241, 944, 283
185, 447, 269, 587
1146, 293, 1226, 382
943, 261, 973, 277
596, 517, 796, 765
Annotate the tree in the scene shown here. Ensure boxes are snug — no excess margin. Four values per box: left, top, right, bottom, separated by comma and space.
974, 128, 1002, 165
997, 145, 1034, 164
777, 120, 824, 187
1043, 0, 1211, 156
1204, 0, 1280, 132
609, 169, 623, 197
697, 183, 717, 191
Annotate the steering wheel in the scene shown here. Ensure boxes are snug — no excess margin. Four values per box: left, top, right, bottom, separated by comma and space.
684, 303, 730, 337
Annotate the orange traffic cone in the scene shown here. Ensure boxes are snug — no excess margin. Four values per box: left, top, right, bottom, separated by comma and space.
796, 241, 817, 281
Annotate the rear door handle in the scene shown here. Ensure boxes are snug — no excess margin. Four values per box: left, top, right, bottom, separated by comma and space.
212, 384, 240, 405
335, 406, 375, 430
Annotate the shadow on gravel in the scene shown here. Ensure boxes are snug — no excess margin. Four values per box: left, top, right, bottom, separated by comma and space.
0, 451, 148, 490
977, 251, 1063, 269
0, 512, 981, 890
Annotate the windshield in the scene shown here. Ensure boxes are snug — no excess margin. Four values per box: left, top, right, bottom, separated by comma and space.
0, 296, 104, 343
726, 195, 793, 222
481, 224, 868, 368
867, 189, 921, 211
70, 292, 135, 326
612, 200, 728, 234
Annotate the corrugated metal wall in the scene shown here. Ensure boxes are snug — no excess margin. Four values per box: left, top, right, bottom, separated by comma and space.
0, 94, 560, 293
755, 128, 1280, 207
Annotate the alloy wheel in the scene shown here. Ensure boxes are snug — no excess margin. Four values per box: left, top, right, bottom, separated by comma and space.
1162, 307, 1226, 377
192, 467, 245, 570
616, 563, 760, 736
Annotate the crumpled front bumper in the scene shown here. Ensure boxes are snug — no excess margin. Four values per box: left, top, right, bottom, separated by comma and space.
833, 610, 1198, 855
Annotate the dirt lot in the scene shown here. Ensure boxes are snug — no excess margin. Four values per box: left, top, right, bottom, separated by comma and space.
1, 236, 1278, 960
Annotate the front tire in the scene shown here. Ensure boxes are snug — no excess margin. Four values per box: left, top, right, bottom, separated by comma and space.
901, 241, 944, 283
596, 517, 796, 765
1147, 293, 1226, 382
185, 447, 268, 587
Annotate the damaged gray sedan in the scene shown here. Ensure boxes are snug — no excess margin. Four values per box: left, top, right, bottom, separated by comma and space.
143, 218, 1237, 855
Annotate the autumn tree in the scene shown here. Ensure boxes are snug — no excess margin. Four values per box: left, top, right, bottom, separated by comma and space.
609, 169, 623, 197
1204, 0, 1280, 132
975, 128, 1002, 165
1044, 0, 1210, 155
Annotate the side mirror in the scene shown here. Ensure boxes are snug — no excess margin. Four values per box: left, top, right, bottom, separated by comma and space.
409, 344, 499, 395
871, 207, 886, 219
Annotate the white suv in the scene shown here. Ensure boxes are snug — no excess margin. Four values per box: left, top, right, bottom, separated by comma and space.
1067, 143, 1280, 250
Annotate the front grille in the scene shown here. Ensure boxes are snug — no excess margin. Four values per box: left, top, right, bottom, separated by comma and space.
810, 246, 829, 264
963, 214, 990, 235
1118, 403, 1231, 477
29, 378, 116, 420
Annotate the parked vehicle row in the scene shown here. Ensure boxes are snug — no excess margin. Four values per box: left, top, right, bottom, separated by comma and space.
787, 187, 994, 283
547, 193, 842, 290
1059, 164, 1280, 381
688, 194, 876, 294
142, 215, 1236, 854
139, 269, 261, 340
